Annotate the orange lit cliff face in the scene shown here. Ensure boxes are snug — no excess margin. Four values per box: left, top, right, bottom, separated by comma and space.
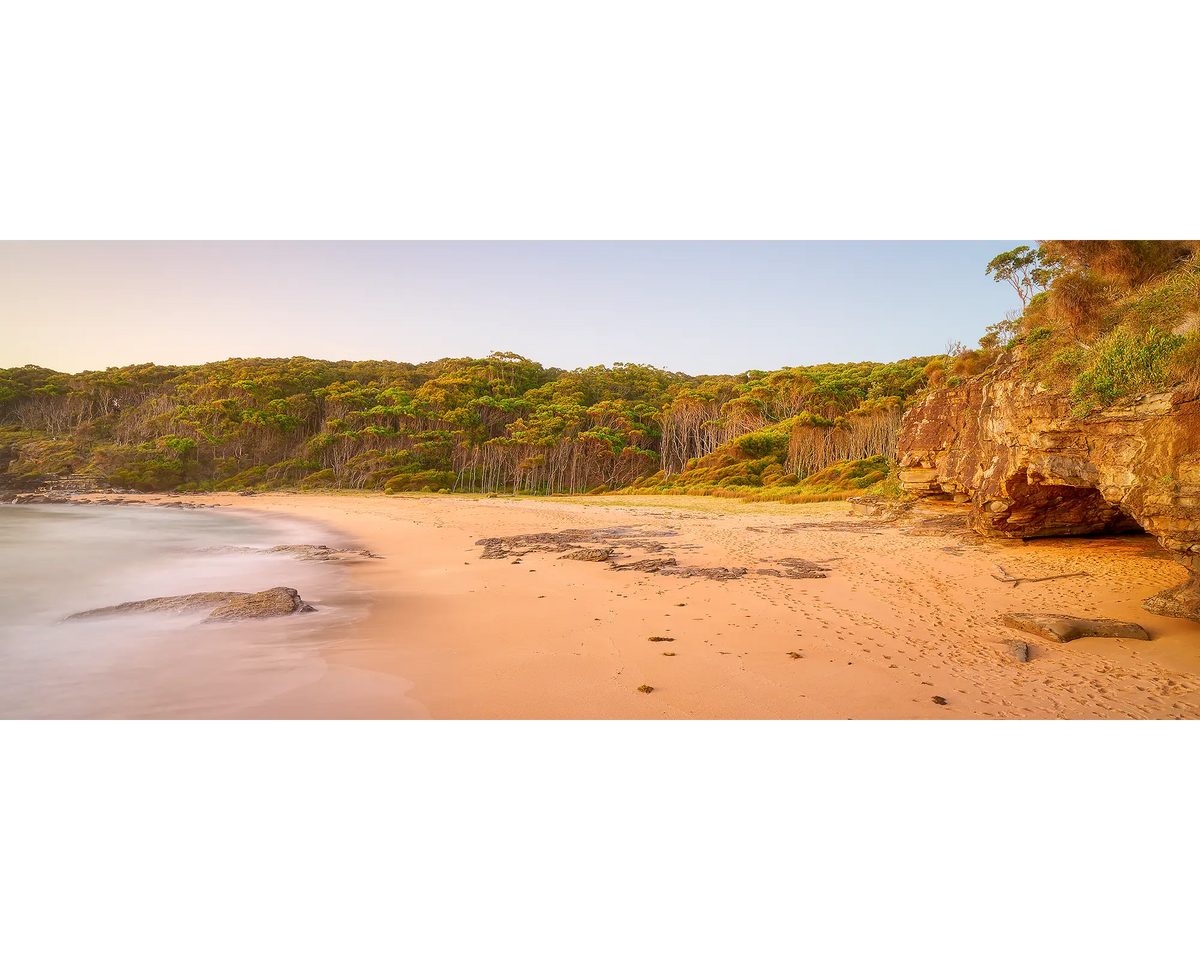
897, 349, 1200, 621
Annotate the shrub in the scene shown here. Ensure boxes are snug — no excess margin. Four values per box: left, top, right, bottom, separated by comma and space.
1070, 324, 1185, 410
300, 468, 336, 489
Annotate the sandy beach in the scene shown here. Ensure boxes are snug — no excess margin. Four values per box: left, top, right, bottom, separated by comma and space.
107, 490, 1200, 719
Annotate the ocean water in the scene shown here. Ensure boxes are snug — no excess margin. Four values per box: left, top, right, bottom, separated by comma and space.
0, 503, 373, 719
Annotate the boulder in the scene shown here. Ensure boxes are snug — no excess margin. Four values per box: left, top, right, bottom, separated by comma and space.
202, 587, 316, 622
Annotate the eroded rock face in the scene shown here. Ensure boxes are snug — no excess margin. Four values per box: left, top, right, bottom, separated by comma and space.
896, 352, 1200, 621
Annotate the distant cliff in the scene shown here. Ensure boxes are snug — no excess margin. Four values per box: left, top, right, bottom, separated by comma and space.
896, 349, 1200, 622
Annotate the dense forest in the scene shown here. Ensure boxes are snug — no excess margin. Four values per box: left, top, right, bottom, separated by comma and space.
0, 352, 933, 497
6, 241, 1194, 500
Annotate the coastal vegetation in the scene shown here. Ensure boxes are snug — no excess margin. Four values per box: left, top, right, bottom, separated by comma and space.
4, 241, 1195, 499
0, 353, 932, 497
979, 241, 1200, 414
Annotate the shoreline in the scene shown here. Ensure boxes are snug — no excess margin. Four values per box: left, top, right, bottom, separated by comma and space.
103, 490, 1200, 719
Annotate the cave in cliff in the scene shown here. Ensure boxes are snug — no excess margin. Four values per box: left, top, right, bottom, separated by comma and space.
896, 358, 1200, 621
974, 472, 1146, 540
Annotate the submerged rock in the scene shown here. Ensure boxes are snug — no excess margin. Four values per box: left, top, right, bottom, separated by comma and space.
1001, 613, 1151, 643
197, 543, 377, 561
265, 544, 377, 561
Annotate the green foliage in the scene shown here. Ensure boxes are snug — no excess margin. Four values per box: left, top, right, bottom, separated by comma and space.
973, 241, 1199, 408
0, 351, 934, 495
385, 470, 457, 494
736, 425, 791, 459
986, 245, 1059, 309
1069, 326, 1185, 412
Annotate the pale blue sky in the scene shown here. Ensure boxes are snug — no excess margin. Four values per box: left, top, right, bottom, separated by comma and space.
0, 241, 1027, 374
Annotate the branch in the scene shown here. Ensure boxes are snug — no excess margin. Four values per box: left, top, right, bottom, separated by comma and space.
992, 564, 1089, 587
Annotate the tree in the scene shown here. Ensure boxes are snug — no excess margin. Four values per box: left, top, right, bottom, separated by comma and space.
986, 244, 1063, 310
985, 246, 1039, 308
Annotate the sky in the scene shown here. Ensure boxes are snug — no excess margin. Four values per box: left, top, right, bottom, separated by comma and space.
0, 241, 1027, 375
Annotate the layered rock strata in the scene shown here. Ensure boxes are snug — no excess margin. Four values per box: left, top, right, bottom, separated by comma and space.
896, 353, 1200, 621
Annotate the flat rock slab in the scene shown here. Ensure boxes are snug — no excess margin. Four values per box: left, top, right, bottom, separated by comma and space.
67, 587, 315, 623
563, 547, 614, 561
1002, 613, 1151, 643
67, 592, 249, 619
199, 544, 376, 561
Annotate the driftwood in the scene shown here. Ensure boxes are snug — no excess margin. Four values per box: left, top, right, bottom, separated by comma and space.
991, 565, 1089, 588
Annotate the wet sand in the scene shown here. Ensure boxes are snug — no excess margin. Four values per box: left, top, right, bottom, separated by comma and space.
127, 491, 1200, 718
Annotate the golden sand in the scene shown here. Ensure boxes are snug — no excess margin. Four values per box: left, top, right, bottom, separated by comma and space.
130, 491, 1200, 719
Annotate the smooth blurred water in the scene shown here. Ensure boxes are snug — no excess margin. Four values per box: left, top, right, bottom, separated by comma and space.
0, 503, 370, 718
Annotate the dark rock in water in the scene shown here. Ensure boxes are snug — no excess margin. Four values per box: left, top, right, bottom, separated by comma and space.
203, 587, 315, 622
1010, 640, 1030, 662
1001, 613, 1150, 643
66, 587, 315, 622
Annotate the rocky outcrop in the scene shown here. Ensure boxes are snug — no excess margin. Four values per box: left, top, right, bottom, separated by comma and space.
66, 592, 249, 619
66, 587, 316, 622
202, 587, 316, 622
896, 351, 1200, 621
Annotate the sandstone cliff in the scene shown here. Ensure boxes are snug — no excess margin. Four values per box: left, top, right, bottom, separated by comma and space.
896, 351, 1200, 621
